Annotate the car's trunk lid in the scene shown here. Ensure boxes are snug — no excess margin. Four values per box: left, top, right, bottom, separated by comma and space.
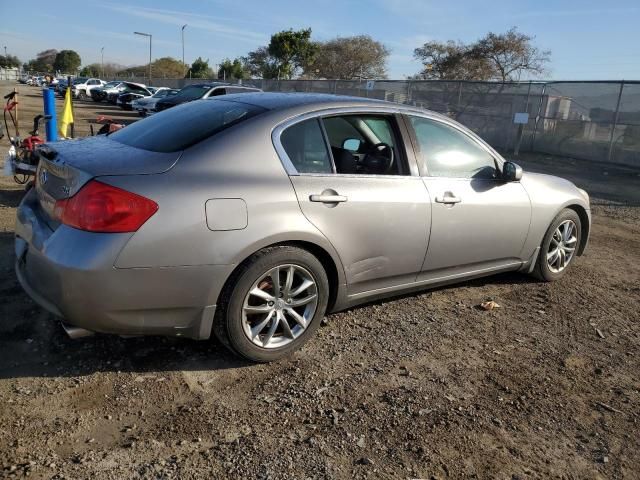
34, 136, 180, 226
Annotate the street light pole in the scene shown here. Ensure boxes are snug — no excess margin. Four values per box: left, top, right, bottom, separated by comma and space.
134, 31, 152, 85
100, 47, 104, 78
181, 24, 187, 77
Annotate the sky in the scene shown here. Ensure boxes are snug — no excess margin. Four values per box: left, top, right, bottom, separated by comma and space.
1, 0, 639, 80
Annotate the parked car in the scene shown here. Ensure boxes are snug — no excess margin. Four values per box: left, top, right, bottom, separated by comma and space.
55, 79, 69, 95
16, 93, 591, 362
71, 77, 106, 100
154, 83, 261, 112
106, 82, 148, 104
90, 81, 122, 102
116, 86, 158, 110
131, 88, 178, 116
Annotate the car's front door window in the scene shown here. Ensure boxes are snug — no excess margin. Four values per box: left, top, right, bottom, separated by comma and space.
322, 115, 404, 176
409, 116, 497, 179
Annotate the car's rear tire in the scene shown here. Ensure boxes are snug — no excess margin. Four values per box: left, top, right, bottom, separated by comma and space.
78, 90, 87, 100
214, 246, 329, 362
533, 208, 581, 282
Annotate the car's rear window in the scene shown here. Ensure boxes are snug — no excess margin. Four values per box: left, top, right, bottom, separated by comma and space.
109, 99, 266, 152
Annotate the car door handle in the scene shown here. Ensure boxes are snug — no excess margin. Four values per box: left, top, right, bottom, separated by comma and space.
435, 193, 462, 204
310, 194, 348, 203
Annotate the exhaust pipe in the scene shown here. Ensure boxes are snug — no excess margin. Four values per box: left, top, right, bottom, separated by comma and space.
61, 322, 95, 339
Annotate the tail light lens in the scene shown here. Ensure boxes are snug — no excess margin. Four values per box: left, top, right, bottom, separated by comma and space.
54, 180, 158, 233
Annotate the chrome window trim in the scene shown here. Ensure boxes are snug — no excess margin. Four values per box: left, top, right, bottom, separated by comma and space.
272, 106, 416, 177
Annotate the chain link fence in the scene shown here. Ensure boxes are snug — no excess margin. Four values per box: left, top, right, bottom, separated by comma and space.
232, 79, 638, 167
16, 72, 640, 167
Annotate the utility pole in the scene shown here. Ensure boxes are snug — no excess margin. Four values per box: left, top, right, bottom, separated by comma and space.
100, 47, 104, 78
3, 46, 6, 57
181, 24, 187, 77
134, 31, 152, 85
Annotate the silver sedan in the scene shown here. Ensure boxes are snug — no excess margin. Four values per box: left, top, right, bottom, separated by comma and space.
15, 93, 590, 362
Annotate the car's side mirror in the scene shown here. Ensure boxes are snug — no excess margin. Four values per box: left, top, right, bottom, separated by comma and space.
502, 161, 523, 182
343, 138, 362, 152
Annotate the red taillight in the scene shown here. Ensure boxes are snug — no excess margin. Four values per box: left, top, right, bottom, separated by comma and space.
54, 180, 158, 233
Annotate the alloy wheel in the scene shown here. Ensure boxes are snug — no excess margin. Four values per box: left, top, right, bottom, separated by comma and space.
546, 220, 578, 273
241, 264, 318, 349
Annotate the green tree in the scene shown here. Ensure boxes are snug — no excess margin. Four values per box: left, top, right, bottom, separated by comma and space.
151, 57, 186, 78
243, 47, 279, 79
246, 28, 317, 79
24, 49, 58, 72
189, 57, 214, 78
308, 35, 389, 79
413, 41, 493, 80
80, 63, 100, 77
0, 54, 21, 68
53, 50, 82, 73
218, 58, 248, 80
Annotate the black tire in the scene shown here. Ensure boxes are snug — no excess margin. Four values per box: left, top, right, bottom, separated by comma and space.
214, 246, 329, 362
78, 90, 87, 100
533, 208, 581, 282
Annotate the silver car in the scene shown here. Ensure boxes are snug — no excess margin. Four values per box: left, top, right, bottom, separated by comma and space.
15, 93, 590, 362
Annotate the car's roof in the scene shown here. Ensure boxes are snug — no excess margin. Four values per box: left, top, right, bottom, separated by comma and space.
122, 81, 147, 88
186, 82, 229, 88
220, 92, 386, 110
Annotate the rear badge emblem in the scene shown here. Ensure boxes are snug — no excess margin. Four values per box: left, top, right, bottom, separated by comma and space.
39, 170, 48, 185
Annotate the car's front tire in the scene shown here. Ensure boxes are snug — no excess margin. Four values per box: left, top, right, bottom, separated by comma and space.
214, 246, 329, 362
533, 208, 581, 282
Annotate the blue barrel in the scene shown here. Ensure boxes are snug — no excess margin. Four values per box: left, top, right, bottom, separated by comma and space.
42, 88, 58, 142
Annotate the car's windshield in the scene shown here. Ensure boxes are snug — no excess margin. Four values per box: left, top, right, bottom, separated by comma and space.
152, 89, 168, 98
173, 85, 212, 101
73, 77, 88, 85
110, 99, 266, 153
103, 81, 120, 88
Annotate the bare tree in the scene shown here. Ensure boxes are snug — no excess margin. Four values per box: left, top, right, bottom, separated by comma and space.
472, 27, 551, 81
308, 35, 389, 80
413, 28, 551, 81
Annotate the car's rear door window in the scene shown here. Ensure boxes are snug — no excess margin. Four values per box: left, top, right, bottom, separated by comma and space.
110, 99, 266, 152
280, 119, 333, 174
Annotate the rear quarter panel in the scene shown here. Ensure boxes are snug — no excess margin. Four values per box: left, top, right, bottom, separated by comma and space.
108, 113, 345, 286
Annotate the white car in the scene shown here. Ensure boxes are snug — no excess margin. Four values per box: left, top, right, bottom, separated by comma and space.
131, 88, 179, 116
71, 77, 106, 100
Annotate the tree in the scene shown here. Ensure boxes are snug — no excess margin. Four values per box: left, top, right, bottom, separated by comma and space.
307, 35, 389, 79
0, 54, 21, 68
189, 57, 214, 78
24, 49, 58, 72
243, 47, 279, 79
218, 58, 248, 80
413, 28, 550, 81
80, 64, 100, 77
150, 57, 186, 78
53, 50, 82, 73
246, 28, 317, 79
413, 41, 493, 80
471, 27, 550, 81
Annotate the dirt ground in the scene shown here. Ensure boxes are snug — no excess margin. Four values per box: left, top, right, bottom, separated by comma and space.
0, 81, 639, 479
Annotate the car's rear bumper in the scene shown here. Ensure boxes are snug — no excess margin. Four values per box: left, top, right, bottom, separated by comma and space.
15, 189, 232, 340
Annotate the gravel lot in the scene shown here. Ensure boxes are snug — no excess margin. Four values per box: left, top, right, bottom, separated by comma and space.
1, 81, 639, 479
